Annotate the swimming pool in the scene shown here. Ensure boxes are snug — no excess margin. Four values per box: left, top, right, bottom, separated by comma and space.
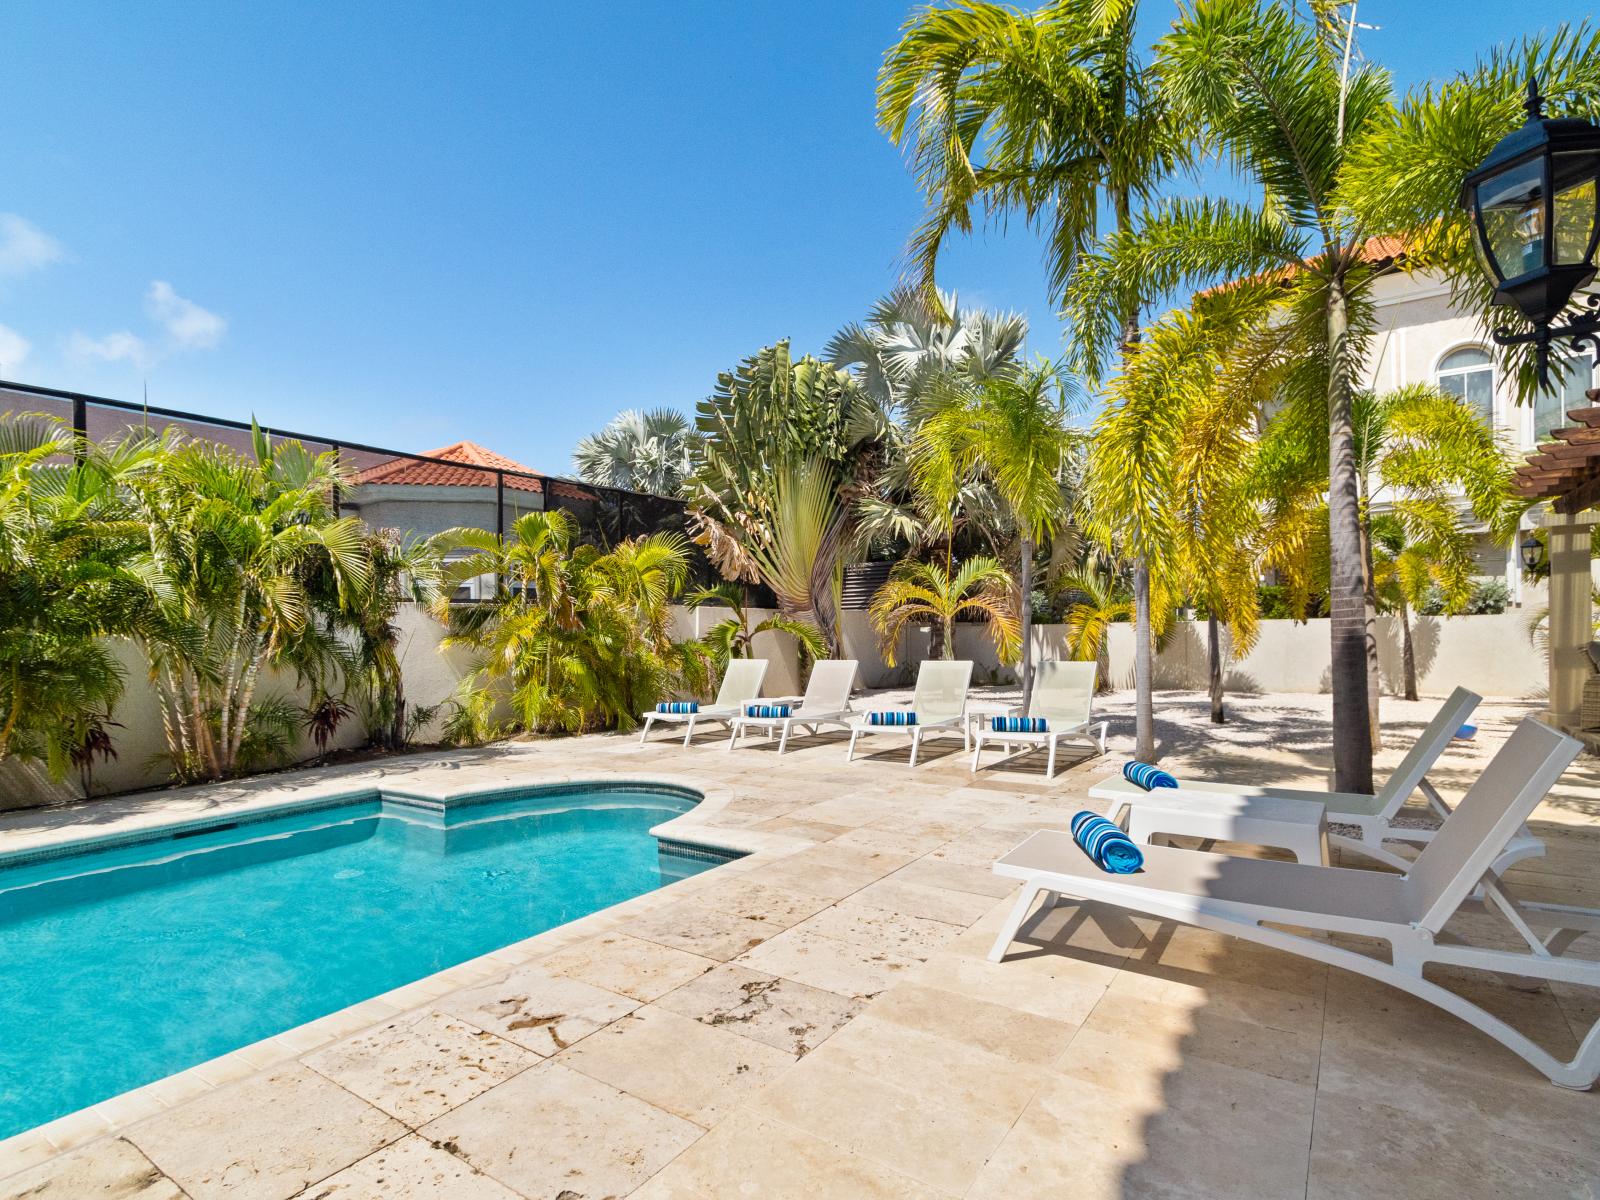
0, 784, 728, 1140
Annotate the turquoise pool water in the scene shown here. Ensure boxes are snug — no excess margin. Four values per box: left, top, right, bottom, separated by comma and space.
0, 786, 724, 1140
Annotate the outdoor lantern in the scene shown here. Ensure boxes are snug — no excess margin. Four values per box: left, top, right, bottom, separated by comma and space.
1520, 530, 1543, 572
1461, 80, 1600, 385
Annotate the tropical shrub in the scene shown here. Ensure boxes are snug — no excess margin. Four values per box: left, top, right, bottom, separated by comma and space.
686, 582, 827, 670
573, 408, 701, 496
868, 557, 1019, 665
432, 510, 711, 737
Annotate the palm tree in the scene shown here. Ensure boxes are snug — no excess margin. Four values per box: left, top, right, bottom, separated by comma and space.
686, 582, 827, 669
825, 287, 1027, 414
1370, 514, 1471, 702
573, 408, 700, 496
433, 510, 709, 736
1053, 565, 1133, 694
0, 414, 159, 780
880, 0, 1183, 761
913, 364, 1077, 709
870, 557, 1020, 667
128, 428, 375, 781
1063, 0, 1398, 789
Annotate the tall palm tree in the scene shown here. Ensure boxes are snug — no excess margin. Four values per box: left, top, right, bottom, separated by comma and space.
1064, 0, 1396, 789
573, 408, 700, 496
913, 364, 1077, 709
869, 557, 1020, 667
880, 0, 1183, 760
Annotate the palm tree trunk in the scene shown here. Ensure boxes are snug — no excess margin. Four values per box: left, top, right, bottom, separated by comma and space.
1400, 601, 1418, 702
1133, 557, 1154, 761
942, 615, 955, 660
1327, 270, 1374, 793
1357, 485, 1382, 749
1207, 608, 1224, 724
1019, 535, 1035, 710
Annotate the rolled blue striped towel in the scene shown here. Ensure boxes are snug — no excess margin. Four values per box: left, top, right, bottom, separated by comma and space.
1071, 810, 1145, 873
992, 715, 1048, 733
656, 701, 699, 714
1124, 760, 1177, 790
745, 703, 793, 719
1454, 723, 1477, 740
868, 711, 918, 726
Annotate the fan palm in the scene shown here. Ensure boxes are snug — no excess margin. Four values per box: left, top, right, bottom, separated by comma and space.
880, 0, 1184, 760
869, 557, 1020, 667
573, 408, 700, 496
825, 287, 1027, 414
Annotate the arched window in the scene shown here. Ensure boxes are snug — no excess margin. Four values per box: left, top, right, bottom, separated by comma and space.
1435, 347, 1495, 426
1535, 352, 1596, 441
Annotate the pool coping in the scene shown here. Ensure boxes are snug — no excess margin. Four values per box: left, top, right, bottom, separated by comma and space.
0, 767, 812, 1179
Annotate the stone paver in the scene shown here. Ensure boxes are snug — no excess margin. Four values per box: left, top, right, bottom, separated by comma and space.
4, 689, 1599, 1199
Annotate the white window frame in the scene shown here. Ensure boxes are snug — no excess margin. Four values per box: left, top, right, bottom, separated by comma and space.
1433, 343, 1497, 431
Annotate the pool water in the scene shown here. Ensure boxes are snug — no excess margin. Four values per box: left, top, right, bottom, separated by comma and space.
0, 786, 724, 1140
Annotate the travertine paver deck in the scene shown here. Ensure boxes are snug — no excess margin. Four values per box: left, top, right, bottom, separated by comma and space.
1, 690, 1597, 1199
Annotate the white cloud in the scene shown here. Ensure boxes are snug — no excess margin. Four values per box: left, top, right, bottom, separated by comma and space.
0, 214, 65, 278
144, 280, 226, 349
66, 330, 150, 368
0, 324, 31, 373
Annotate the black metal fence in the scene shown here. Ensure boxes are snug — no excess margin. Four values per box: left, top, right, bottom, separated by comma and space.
0, 379, 696, 558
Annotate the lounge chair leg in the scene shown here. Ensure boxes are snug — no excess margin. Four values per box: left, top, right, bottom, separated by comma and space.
727, 723, 739, 752
989, 882, 1048, 963
970, 736, 983, 773
682, 717, 695, 748
778, 723, 791, 753
1047, 738, 1057, 779
909, 730, 920, 768
640, 715, 654, 744
847, 729, 860, 762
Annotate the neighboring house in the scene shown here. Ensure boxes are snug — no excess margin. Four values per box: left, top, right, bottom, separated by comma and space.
342, 440, 547, 540
1357, 246, 1596, 603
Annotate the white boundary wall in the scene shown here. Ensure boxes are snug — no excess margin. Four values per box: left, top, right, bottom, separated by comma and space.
0, 603, 1546, 808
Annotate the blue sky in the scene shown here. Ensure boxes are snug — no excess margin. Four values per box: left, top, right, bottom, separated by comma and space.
2, 2, 1589, 474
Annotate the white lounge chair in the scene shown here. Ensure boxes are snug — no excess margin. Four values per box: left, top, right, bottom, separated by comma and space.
846, 659, 973, 768
970, 660, 1108, 777
638, 657, 769, 746
989, 718, 1600, 1089
1092, 687, 1541, 874
727, 659, 858, 753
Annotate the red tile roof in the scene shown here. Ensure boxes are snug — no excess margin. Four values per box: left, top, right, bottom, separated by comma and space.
1203, 234, 1411, 297
353, 441, 543, 493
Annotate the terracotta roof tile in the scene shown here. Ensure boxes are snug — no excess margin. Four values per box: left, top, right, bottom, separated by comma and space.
353, 441, 542, 492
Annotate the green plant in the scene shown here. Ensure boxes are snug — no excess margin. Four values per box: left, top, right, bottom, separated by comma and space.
1371, 514, 1471, 702
881, 0, 1185, 761
686, 582, 827, 669
573, 408, 701, 496
432, 510, 712, 736
913, 363, 1078, 709
868, 557, 1019, 666
1052, 566, 1133, 694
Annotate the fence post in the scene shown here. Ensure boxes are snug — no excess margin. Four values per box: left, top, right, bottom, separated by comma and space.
496, 470, 505, 538
331, 444, 342, 516
72, 395, 88, 463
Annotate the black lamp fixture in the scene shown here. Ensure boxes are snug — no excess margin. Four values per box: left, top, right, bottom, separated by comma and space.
1460, 79, 1600, 388
1520, 529, 1543, 572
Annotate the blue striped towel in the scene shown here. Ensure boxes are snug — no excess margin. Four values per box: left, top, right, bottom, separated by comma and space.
745, 703, 793, 718
1454, 723, 1477, 740
656, 701, 699, 714
1124, 760, 1177, 790
868, 711, 918, 726
992, 716, 1048, 733
1071, 810, 1145, 873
